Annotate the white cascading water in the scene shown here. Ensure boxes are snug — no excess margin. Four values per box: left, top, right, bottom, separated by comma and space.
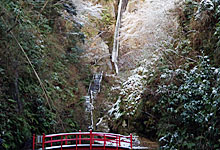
111, 0, 123, 74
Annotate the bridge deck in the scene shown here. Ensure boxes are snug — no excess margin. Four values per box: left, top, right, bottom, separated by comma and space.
38, 144, 132, 150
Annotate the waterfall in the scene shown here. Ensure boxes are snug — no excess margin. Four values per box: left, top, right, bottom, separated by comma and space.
85, 72, 103, 130
112, 0, 128, 74
112, 0, 122, 74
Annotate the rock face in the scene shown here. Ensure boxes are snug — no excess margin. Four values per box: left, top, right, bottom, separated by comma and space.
68, 0, 116, 74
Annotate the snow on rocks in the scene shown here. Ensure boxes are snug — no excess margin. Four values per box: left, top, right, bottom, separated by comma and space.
69, 0, 103, 25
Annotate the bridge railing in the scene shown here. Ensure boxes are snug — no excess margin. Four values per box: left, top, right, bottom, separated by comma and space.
33, 130, 132, 150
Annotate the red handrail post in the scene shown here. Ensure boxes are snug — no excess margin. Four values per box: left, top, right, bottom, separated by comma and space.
79, 130, 81, 144
116, 136, 118, 150
42, 133, 45, 150
33, 134, 35, 150
130, 134, 133, 150
90, 129, 92, 150
104, 134, 106, 150
119, 136, 121, 147
51, 137, 52, 147
61, 136, 63, 150
76, 135, 78, 150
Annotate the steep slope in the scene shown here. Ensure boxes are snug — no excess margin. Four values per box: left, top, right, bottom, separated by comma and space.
108, 0, 179, 148
119, 0, 178, 70
65, 0, 115, 73
110, 0, 179, 118
0, 1, 90, 149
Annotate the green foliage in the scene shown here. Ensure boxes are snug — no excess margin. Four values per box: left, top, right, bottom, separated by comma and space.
178, 0, 220, 65
101, 8, 115, 27
0, 0, 89, 149
154, 56, 220, 149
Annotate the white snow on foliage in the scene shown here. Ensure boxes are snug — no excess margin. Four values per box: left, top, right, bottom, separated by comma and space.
200, 0, 214, 10
110, 57, 159, 118
63, 0, 110, 66
108, 97, 123, 119
69, 0, 103, 25
195, 0, 215, 19
119, 0, 178, 63
109, 0, 178, 119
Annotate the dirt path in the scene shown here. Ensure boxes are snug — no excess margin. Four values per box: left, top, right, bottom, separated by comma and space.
118, 0, 179, 70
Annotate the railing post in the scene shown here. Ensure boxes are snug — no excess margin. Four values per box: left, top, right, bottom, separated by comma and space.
76, 135, 78, 150
42, 133, 45, 150
130, 134, 132, 150
79, 130, 81, 144
33, 134, 35, 150
61, 136, 63, 150
119, 136, 121, 147
116, 136, 118, 150
51, 137, 52, 147
104, 134, 106, 150
90, 129, 92, 150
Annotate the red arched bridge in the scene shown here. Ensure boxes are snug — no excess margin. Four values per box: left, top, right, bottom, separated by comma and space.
33, 130, 134, 150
